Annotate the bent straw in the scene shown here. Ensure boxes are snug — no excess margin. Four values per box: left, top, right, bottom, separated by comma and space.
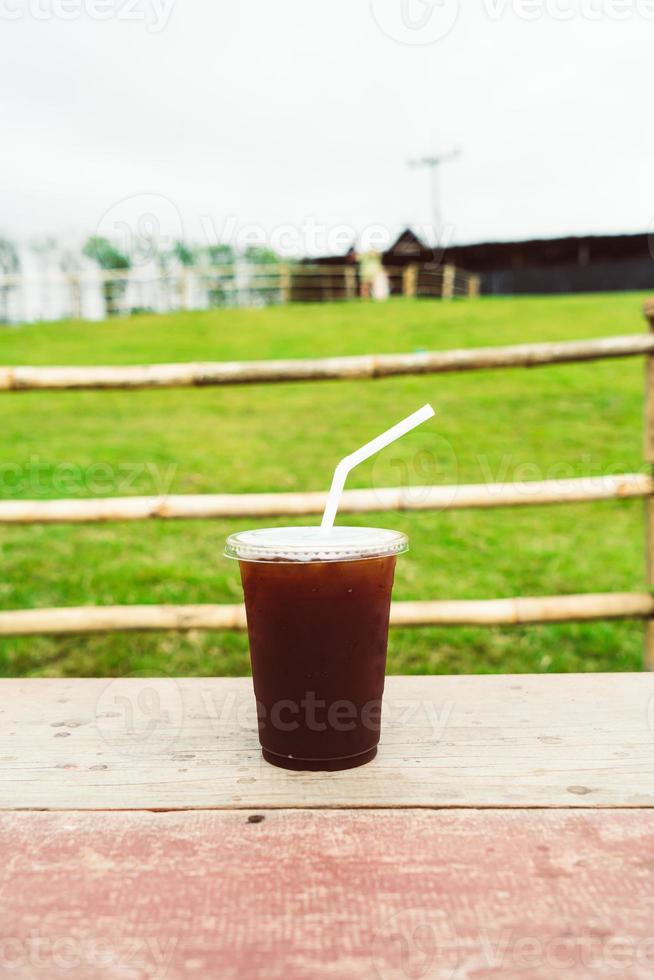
320, 403, 436, 533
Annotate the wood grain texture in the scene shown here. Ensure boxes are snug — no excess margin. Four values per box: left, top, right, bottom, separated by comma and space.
2, 674, 654, 810
0, 334, 652, 391
0, 473, 649, 524
0, 808, 653, 979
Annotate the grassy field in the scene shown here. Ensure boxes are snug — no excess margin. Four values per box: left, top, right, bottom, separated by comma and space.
0, 292, 650, 678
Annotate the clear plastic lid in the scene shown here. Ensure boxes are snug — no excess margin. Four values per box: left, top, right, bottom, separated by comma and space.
225, 525, 408, 563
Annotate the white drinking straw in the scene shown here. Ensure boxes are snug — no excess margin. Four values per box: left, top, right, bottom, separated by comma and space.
320, 403, 436, 533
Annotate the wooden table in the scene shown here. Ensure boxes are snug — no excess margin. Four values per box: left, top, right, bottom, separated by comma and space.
1, 673, 653, 978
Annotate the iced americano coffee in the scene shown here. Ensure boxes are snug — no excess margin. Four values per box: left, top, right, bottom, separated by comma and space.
225, 525, 407, 771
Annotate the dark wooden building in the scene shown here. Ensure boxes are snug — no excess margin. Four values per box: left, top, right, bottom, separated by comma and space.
292, 247, 359, 301
381, 230, 443, 297
382, 228, 654, 296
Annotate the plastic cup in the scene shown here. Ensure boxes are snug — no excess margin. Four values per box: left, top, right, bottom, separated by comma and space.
225, 526, 408, 771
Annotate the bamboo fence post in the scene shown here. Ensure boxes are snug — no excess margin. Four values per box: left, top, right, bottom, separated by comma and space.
403, 264, 417, 298
468, 274, 480, 299
643, 297, 654, 669
280, 264, 291, 304
67, 274, 82, 319
344, 266, 357, 300
182, 269, 191, 310
441, 264, 456, 301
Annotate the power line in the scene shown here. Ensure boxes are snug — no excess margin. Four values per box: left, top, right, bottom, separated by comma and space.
408, 147, 461, 243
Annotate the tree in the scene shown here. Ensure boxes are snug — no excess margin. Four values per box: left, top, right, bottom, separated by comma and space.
202, 243, 235, 308
244, 245, 279, 265
83, 236, 131, 317
0, 237, 20, 325
244, 245, 281, 305
171, 241, 198, 311
204, 243, 235, 265
172, 240, 197, 267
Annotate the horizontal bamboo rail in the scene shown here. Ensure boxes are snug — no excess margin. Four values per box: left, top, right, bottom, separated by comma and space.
0, 264, 361, 287
1, 334, 652, 392
391, 592, 654, 626
0, 592, 650, 636
0, 473, 650, 524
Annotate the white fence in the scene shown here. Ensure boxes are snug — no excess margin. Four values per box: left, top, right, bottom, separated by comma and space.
0, 262, 479, 323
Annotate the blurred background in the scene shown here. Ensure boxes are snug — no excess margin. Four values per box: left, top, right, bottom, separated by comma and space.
0, 0, 652, 677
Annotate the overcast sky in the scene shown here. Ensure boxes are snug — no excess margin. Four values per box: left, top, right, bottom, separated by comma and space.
1, 0, 651, 255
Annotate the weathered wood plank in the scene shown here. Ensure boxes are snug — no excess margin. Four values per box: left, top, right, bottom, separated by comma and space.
0, 808, 652, 979
1, 674, 653, 809
0, 334, 652, 391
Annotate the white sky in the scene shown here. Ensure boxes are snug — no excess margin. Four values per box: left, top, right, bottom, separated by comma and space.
1, 0, 651, 255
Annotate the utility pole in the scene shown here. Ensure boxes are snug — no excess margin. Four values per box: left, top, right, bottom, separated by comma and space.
408, 147, 460, 245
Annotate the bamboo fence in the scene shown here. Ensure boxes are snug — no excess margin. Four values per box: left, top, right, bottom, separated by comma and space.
0, 473, 650, 524
1, 593, 651, 637
3, 299, 654, 668
1, 334, 652, 392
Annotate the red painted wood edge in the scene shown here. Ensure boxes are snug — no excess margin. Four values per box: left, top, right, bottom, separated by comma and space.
0, 809, 653, 979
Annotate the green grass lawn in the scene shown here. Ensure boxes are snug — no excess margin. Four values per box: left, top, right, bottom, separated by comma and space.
0, 292, 651, 677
